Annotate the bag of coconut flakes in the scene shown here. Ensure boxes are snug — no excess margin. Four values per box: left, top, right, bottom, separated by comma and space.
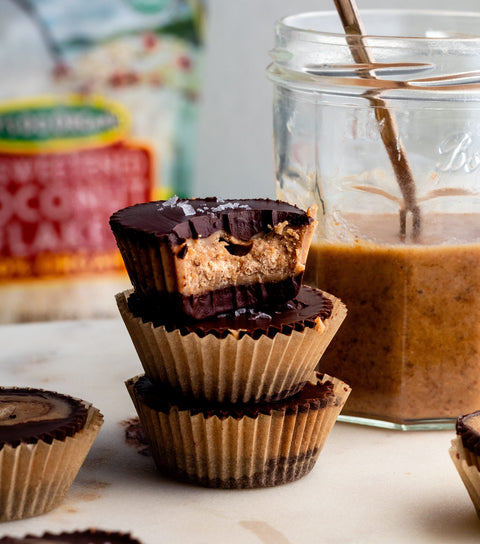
0, 0, 205, 322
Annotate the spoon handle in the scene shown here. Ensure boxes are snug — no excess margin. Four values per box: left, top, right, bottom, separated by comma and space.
333, 0, 421, 241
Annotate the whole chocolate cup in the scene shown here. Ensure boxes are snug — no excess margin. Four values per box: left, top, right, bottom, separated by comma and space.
116, 286, 347, 403
126, 372, 351, 489
0, 388, 103, 522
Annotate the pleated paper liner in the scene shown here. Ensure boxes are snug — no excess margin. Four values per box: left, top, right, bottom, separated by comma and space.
126, 372, 351, 489
116, 289, 346, 403
0, 403, 103, 522
450, 436, 480, 517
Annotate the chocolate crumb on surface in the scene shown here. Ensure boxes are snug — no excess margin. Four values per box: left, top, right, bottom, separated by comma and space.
120, 417, 150, 456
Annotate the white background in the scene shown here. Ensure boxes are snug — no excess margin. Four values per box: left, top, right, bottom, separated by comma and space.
193, 0, 480, 199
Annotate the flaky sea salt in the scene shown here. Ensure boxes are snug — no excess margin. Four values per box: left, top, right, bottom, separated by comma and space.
249, 310, 272, 321
232, 308, 272, 321
164, 195, 179, 207
157, 197, 251, 216
157, 195, 196, 215
157, 195, 179, 211
178, 201, 196, 216
211, 202, 251, 212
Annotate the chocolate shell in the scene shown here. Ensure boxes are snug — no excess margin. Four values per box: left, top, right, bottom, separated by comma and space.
130, 371, 339, 419
126, 285, 333, 339
0, 388, 88, 449
109, 197, 314, 247
0, 530, 142, 543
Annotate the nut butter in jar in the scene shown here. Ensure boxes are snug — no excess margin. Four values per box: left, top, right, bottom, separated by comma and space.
268, 10, 480, 429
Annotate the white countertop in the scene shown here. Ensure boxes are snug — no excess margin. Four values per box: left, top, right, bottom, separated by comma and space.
0, 317, 478, 543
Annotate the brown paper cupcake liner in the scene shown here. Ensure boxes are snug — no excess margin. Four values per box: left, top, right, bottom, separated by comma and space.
126, 372, 350, 489
450, 436, 480, 517
0, 404, 103, 522
117, 290, 346, 403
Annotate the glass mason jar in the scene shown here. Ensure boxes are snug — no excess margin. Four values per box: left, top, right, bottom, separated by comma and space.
267, 10, 480, 430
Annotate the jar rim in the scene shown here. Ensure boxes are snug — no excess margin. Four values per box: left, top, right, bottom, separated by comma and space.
278, 9, 480, 44
270, 9, 480, 96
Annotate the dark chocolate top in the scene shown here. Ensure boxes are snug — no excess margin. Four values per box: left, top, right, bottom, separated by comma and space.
0, 530, 142, 544
109, 197, 313, 247
456, 411, 480, 456
0, 388, 88, 449
130, 372, 336, 419
127, 285, 333, 339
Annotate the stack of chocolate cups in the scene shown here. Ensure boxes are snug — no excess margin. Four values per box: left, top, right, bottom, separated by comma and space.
110, 197, 351, 488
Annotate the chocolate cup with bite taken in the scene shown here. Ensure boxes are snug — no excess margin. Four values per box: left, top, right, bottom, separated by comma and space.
109, 197, 317, 320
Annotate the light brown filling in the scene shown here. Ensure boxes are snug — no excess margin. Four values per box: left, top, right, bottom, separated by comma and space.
0, 395, 72, 426
173, 222, 314, 296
